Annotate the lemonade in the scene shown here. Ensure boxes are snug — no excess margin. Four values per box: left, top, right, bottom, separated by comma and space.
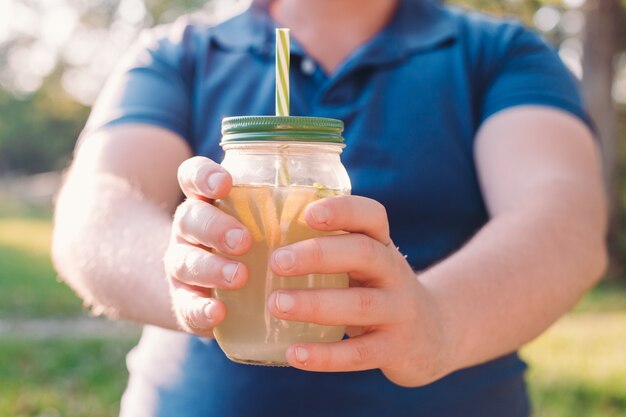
214, 184, 349, 366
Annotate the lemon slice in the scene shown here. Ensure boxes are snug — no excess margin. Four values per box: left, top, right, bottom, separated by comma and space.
258, 187, 280, 247
221, 186, 264, 242
248, 187, 280, 246
313, 182, 343, 198
280, 188, 313, 234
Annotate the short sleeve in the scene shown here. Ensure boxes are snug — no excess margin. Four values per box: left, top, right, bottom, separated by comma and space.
479, 24, 593, 129
80, 19, 195, 143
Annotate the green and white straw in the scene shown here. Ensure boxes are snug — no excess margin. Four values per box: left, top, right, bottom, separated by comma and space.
275, 28, 290, 116
275, 28, 291, 186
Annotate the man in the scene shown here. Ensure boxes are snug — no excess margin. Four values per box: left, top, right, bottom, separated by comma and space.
52, 0, 607, 415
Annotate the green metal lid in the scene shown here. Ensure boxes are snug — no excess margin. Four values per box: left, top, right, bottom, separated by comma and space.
221, 116, 344, 144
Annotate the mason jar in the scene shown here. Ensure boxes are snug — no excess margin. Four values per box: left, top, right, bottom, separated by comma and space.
213, 116, 351, 366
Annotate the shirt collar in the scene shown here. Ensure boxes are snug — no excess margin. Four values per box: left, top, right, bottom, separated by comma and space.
209, 4, 274, 54
210, 0, 458, 60
387, 0, 459, 56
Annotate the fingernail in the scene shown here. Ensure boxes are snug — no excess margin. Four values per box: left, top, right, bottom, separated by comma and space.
203, 302, 213, 321
310, 205, 330, 224
207, 172, 226, 192
275, 292, 295, 313
295, 347, 309, 363
225, 229, 244, 250
274, 250, 295, 271
222, 263, 239, 283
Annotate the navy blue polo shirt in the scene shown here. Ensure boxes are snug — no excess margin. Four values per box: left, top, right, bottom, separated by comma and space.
87, 1, 590, 416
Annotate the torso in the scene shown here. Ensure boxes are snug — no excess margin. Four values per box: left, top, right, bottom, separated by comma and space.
119, 0, 588, 414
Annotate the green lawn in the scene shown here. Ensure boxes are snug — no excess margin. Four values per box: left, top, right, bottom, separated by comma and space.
523, 311, 626, 417
0, 338, 137, 417
1, 214, 626, 416
0, 218, 83, 317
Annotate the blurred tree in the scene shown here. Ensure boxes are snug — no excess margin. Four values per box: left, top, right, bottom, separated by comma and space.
0, 0, 211, 173
2, 0, 626, 277
581, 0, 625, 277
0, 73, 88, 174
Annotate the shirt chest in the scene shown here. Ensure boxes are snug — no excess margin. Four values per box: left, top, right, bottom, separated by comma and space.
194, 50, 479, 192
191, 48, 488, 268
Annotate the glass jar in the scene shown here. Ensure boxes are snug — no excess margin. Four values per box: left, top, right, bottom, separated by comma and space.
213, 116, 351, 366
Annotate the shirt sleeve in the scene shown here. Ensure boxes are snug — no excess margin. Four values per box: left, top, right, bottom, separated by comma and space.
80, 19, 195, 143
479, 23, 593, 129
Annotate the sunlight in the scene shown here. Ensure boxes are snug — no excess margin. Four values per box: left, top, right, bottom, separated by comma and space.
117, 0, 147, 24
533, 5, 562, 32
40, 2, 79, 47
559, 38, 584, 80
560, 10, 585, 36
0, 0, 15, 44
562, 0, 586, 9
11, 2, 40, 38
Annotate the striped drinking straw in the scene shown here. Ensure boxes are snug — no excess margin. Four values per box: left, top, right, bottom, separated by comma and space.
275, 28, 290, 116
275, 28, 291, 186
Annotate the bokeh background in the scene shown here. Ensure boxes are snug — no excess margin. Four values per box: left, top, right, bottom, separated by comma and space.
1, 0, 625, 416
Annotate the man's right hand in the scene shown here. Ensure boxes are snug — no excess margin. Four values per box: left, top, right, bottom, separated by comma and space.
165, 156, 252, 337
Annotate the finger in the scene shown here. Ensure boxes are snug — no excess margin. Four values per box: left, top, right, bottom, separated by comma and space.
171, 281, 226, 337
174, 199, 252, 255
165, 243, 248, 290
304, 196, 390, 244
285, 333, 383, 372
267, 288, 396, 326
178, 156, 232, 201
270, 234, 397, 286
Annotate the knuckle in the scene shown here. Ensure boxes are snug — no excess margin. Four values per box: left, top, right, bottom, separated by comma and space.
172, 249, 188, 280
178, 301, 208, 331
180, 307, 201, 330
357, 291, 375, 314
191, 163, 211, 192
307, 238, 325, 265
177, 158, 199, 189
176, 200, 221, 245
166, 244, 192, 280
199, 207, 220, 241
181, 249, 206, 281
179, 157, 215, 195
174, 200, 193, 233
316, 346, 334, 368
188, 156, 209, 171
356, 234, 377, 259
351, 342, 369, 366
334, 196, 351, 221
305, 292, 322, 316
375, 202, 390, 233
374, 200, 388, 220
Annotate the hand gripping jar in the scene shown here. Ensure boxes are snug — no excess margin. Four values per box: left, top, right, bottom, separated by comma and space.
214, 116, 352, 366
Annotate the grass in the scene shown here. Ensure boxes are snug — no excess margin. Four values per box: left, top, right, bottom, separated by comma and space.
573, 283, 626, 313
0, 218, 82, 317
1, 214, 626, 416
0, 338, 137, 417
0, 214, 135, 416
522, 312, 626, 417
0, 217, 84, 317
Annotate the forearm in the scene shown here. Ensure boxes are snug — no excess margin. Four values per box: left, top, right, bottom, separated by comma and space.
52, 172, 179, 330
422, 179, 607, 373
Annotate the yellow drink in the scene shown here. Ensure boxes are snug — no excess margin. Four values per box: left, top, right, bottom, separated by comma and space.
214, 185, 348, 366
